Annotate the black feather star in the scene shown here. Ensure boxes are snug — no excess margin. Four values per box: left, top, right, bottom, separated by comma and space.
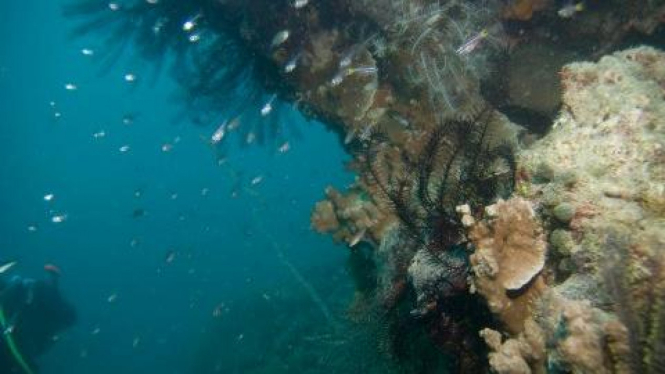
364, 108, 516, 254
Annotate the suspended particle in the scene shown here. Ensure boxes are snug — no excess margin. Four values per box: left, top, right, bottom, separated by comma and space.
64, 83, 78, 91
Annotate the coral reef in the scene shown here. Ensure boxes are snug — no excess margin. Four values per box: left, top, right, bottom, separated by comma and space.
481, 46, 665, 374
66, 1, 665, 372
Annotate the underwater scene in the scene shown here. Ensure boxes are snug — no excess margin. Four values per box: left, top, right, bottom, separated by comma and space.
1, 0, 664, 373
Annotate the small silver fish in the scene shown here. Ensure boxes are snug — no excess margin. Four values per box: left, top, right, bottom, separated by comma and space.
211, 121, 227, 144
293, 0, 309, 8
558, 2, 584, 18
270, 30, 290, 49
227, 117, 240, 131
278, 141, 291, 153
343, 129, 356, 144
349, 228, 366, 247
261, 94, 277, 116
330, 69, 349, 86
284, 52, 302, 73
339, 46, 360, 68
250, 175, 264, 186
246, 132, 256, 145
347, 66, 378, 76
455, 29, 489, 56
0, 261, 17, 274
358, 124, 374, 142
92, 130, 106, 139
51, 214, 68, 223
182, 14, 201, 32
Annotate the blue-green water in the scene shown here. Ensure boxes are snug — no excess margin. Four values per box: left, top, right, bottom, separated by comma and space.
0, 2, 356, 373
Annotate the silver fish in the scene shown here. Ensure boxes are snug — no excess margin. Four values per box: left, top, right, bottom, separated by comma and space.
0, 261, 17, 274
270, 30, 290, 49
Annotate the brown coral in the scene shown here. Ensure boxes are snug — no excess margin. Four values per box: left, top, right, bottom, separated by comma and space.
311, 185, 396, 247
464, 197, 547, 333
481, 318, 546, 374
502, 0, 551, 21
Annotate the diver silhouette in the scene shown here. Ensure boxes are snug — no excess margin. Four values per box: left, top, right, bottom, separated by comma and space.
0, 265, 76, 374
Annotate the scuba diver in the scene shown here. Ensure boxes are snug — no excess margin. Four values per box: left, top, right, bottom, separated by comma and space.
0, 264, 76, 374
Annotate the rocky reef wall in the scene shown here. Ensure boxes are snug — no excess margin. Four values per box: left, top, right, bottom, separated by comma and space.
66, 0, 665, 372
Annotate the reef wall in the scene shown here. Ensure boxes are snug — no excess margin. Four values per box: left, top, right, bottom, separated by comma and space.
66, 0, 665, 372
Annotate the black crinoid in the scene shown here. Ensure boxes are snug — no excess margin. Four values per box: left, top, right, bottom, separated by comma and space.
64, 0, 303, 149
361, 108, 516, 372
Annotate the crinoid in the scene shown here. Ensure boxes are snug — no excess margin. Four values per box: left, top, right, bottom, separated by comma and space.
64, 0, 302, 149
360, 108, 516, 372
363, 108, 516, 254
